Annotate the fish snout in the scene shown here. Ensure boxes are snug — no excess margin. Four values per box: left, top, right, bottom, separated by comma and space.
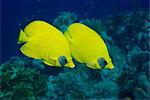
105, 62, 114, 69
65, 60, 75, 68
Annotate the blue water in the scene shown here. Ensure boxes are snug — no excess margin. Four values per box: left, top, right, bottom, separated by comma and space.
1, 0, 149, 64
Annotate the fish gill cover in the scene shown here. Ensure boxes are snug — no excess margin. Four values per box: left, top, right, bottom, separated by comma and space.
0, 0, 150, 100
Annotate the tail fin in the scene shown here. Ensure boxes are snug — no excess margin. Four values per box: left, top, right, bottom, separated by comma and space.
18, 29, 28, 44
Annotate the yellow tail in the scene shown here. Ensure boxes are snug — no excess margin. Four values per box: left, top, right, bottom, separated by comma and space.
18, 29, 28, 44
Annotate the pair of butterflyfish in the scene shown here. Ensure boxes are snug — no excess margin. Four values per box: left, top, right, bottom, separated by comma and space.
18, 20, 114, 69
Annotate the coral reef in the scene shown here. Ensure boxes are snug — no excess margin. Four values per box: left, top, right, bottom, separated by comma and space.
104, 10, 150, 99
0, 57, 47, 99
104, 10, 149, 51
46, 64, 119, 99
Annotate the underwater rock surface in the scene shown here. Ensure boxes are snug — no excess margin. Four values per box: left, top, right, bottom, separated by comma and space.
0, 10, 150, 99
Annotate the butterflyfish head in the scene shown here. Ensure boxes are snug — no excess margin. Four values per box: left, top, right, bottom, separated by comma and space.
58, 56, 75, 68
98, 57, 114, 70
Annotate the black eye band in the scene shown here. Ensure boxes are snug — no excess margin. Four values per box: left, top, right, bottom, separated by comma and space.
98, 58, 107, 68
104, 60, 107, 65
58, 56, 67, 66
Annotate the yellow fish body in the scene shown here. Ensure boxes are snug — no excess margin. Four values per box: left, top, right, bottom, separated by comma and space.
18, 20, 75, 68
64, 23, 114, 69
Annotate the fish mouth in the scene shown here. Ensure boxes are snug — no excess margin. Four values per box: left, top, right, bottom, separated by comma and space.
105, 61, 114, 69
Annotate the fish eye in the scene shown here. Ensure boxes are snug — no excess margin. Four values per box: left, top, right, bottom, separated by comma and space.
64, 59, 67, 63
59, 56, 67, 66
98, 58, 107, 68
103, 60, 107, 66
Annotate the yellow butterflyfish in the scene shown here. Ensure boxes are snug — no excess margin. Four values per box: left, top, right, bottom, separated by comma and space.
18, 20, 75, 68
64, 23, 114, 69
